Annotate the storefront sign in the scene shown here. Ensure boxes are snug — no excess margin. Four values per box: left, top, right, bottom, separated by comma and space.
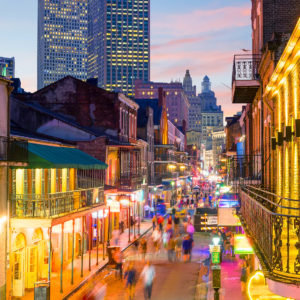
108, 200, 120, 213
209, 245, 221, 253
207, 216, 218, 225
211, 252, 220, 264
234, 234, 254, 254
218, 207, 241, 226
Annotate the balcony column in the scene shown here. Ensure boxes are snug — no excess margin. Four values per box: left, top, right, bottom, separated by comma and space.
128, 205, 131, 242
96, 211, 99, 266
48, 227, 52, 282
81, 216, 84, 277
60, 222, 64, 294
133, 200, 136, 239
89, 214, 92, 271
71, 219, 75, 285
102, 208, 105, 260
108, 206, 111, 244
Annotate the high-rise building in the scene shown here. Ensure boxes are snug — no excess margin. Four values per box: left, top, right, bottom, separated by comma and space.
135, 80, 189, 127
88, 0, 150, 97
37, 0, 88, 89
0, 57, 15, 79
199, 76, 223, 149
184, 70, 201, 131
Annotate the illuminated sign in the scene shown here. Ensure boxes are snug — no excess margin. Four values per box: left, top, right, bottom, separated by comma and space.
207, 216, 218, 225
212, 252, 220, 264
234, 234, 254, 254
218, 208, 241, 226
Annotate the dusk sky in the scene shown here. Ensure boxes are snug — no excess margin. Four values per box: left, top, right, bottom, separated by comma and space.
0, 0, 251, 117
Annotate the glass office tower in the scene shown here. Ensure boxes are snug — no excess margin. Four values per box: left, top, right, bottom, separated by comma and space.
38, 0, 88, 89
88, 0, 150, 96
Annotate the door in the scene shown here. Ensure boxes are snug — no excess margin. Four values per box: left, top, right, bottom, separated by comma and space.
26, 246, 38, 288
12, 250, 25, 297
39, 240, 49, 279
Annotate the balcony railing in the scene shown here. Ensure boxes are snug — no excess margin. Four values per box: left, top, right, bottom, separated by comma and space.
154, 172, 178, 185
11, 187, 104, 218
0, 137, 28, 163
119, 173, 143, 190
227, 155, 262, 190
154, 154, 176, 162
240, 185, 300, 282
232, 54, 261, 103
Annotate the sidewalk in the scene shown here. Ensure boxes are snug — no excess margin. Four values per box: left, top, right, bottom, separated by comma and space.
207, 254, 247, 300
22, 221, 152, 300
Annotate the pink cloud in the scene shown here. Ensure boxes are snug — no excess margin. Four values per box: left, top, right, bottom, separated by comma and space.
152, 35, 209, 50
152, 5, 251, 38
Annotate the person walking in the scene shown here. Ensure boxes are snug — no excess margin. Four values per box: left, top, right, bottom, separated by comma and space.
113, 248, 123, 280
175, 235, 183, 261
152, 227, 161, 255
182, 235, 191, 262
152, 214, 157, 231
157, 215, 164, 232
124, 263, 137, 300
167, 236, 176, 262
140, 237, 148, 261
140, 261, 156, 300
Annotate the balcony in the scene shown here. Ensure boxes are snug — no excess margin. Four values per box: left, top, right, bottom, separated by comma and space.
11, 187, 104, 218
0, 137, 28, 165
240, 185, 300, 283
154, 172, 178, 185
119, 173, 143, 190
232, 54, 261, 103
227, 155, 262, 188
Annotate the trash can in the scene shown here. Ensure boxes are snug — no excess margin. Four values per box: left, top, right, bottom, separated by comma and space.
34, 281, 50, 300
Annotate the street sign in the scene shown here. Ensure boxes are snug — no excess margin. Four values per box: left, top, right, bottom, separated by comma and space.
209, 245, 221, 253
212, 265, 221, 289
211, 252, 220, 264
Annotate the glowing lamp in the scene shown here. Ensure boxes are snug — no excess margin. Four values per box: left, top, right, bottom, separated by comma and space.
212, 237, 220, 246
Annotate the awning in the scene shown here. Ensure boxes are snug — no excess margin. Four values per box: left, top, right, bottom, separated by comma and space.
25, 143, 107, 169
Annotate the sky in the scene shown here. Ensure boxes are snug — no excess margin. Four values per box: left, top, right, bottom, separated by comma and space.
0, 0, 251, 117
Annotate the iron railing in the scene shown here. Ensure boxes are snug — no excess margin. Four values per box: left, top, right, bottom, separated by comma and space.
154, 172, 178, 185
227, 155, 262, 191
119, 173, 143, 190
0, 137, 28, 163
232, 54, 261, 84
240, 185, 300, 282
11, 187, 104, 218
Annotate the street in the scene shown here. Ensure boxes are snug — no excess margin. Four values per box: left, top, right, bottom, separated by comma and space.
70, 232, 211, 300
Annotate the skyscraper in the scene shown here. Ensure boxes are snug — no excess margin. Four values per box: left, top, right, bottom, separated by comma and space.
88, 0, 150, 96
37, 0, 88, 89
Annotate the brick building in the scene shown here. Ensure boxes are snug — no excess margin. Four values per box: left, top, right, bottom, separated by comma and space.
135, 80, 190, 128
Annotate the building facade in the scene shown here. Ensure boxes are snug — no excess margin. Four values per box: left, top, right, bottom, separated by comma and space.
0, 57, 15, 79
37, 0, 88, 89
212, 130, 225, 170
135, 80, 189, 127
231, 0, 300, 297
88, 0, 150, 96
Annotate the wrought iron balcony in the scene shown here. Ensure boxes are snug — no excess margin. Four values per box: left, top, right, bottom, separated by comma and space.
232, 54, 261, 103
0, 137, 28, 164
240, 185, 300, 283
119, 173, 143, 190
154, 172, 178, 185
11, 187, 104, 218
227, 155, 262, 188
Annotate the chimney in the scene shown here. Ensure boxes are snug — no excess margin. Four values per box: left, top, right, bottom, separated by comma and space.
158, 87, 166, 108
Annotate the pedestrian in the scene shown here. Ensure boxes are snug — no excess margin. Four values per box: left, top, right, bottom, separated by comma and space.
140, 261, 156, 300
124, 263, 137, 300
187, 234, 194, 261
240, 260, 248, 293
152, 215, 157, 231
140, 237, 147, 261
157, 215, 164, 232
113, 248, 123, 280
152, 227, 161, 254
175, 235, 183, 261
173, 215, 180, 235
187, 222, 195, 238
182, 235, 191, 262
144, 204, 150, 218
167, 236, 176, 262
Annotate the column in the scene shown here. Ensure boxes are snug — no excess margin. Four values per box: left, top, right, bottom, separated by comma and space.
60, 223, 64, 293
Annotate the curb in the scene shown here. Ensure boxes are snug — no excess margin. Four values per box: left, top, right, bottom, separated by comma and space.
63, 224, 153, 299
